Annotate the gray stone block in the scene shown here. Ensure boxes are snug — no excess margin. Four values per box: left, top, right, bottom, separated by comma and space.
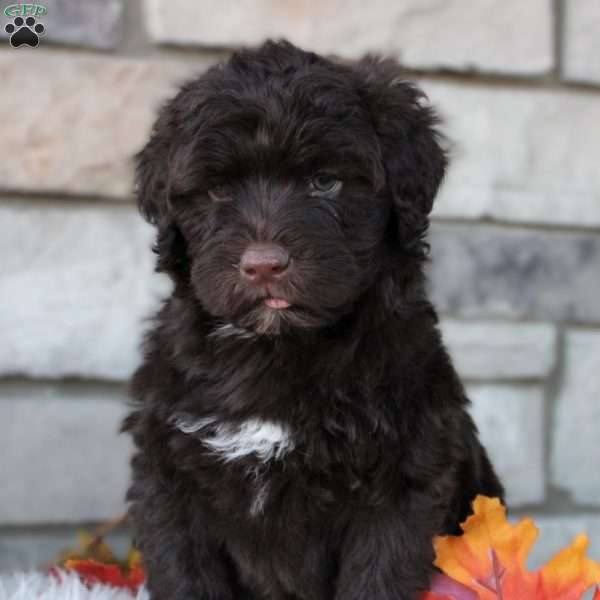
423, 80, 600, 227
0, 528, 131, 572
428, 223, 600, 324
0, 381, 133, 524
0, 201, 169, 381
551, 330, 600, 505
15, 0, 124, 49
144, 0, 553, 75
467, 384, 546, 506
0, 51, 203, 199
441, 320, 557, 380
564, 0, 600, 84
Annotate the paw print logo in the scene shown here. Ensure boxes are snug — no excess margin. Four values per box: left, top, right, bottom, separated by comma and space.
5, 15, 45, 48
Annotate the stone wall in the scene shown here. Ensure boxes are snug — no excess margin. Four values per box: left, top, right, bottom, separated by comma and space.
1, 0, 599, 571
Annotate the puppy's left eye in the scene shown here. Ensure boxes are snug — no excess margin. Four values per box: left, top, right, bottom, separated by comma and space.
208, 186, 232, 203
309, 174, 342, 197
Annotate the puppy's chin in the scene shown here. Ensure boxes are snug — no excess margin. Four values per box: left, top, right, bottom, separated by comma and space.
235, 303, 333, 336
195, 274, 364, 336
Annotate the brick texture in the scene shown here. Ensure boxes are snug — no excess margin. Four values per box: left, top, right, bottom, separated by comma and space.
0, 382, 132, 524
551, 330, 600, 505
424, 81, 600, 227
23, 0, 123, 49
0, 51, 201, 199
0, 201, 168, 381
0, 529, 131, 572
467, 384, 546, 506
144, 0, 553, 75
441, 320, 557, 380
429, 224, 600, 324
563, 0, 600, 84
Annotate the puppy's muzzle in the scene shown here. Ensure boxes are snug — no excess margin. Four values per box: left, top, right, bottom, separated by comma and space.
239, 244, 290, 285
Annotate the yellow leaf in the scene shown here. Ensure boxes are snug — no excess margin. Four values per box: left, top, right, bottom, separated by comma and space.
432, 496, 600, 600
434, 496, 538, 586
128, 548, 143, 569
540, 534, 600, 599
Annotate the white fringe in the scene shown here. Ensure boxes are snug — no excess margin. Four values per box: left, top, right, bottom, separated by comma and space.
203, 418, 294, 462
0, 571, 148, 600
173, 416, 295, 463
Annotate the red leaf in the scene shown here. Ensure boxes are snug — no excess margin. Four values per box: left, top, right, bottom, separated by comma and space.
65, 559, 145, 593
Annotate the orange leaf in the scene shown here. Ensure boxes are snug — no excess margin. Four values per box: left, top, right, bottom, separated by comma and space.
539, 535, 600, 600
65, 559, 145, 592
58, 532, 117, 564
432, 496, 600, 600
434, 496, 538, 597
424, 572, 479, 600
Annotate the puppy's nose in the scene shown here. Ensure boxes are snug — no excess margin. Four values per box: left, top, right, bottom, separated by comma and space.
239, 244, 290, 283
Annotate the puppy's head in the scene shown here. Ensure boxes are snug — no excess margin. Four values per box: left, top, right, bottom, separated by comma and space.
138, 40, 446, 335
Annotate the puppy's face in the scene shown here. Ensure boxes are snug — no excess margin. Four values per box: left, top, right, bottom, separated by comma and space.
171, 78, 389, 334
138, 42, 447, 335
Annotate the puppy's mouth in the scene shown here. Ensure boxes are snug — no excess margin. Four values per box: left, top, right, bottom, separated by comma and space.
261, 285, 292, 310
264, 297, 291, 310
230, 292, 341, 335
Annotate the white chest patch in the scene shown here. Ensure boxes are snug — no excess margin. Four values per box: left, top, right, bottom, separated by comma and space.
173, 415, 294, 463
174, 414, 293, 517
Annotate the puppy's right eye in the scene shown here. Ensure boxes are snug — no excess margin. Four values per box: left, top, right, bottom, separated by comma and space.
208, 186, 232, 203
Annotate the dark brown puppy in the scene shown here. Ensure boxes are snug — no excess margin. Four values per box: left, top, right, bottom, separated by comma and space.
123, 40, 504, 600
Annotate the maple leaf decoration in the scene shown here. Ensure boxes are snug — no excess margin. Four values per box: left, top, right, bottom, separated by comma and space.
63, 557, 145, 593
57, 521, 145, 593
54, 497, 600, 599
425, 496, 600, 600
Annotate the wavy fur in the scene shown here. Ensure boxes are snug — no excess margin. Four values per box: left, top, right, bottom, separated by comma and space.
123, 40, 503, 600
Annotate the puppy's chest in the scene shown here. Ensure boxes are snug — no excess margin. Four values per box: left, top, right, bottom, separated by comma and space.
172, 410, 380, 517
173, 413, 296, 516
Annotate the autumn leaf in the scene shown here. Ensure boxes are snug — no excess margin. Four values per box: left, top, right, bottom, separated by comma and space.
58, 531, 118, 565
127, 547, 143, 570
64, 559, 145, 593
422, 572, 479, 600
539, 535, 600, 600
56, 519, 146, 593
422, 592, 455, 600
432, 496, 600, 600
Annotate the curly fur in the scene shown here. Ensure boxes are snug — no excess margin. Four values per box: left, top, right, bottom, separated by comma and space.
123, 40, 504, 600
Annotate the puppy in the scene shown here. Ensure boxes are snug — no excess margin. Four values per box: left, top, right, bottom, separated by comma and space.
123, 40, 504, 600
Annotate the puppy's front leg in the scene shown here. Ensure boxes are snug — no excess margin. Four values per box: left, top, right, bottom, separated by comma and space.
128, 457, 240, 600
334, 504, 438, 600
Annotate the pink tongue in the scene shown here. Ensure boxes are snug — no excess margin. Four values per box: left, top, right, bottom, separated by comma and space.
265, 298, 291, 309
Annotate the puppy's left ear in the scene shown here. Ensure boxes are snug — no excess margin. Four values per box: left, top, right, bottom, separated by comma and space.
355, 57, 447, 249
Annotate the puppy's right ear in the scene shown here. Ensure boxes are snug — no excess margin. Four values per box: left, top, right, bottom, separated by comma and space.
135, 121, 171, 226
135, 114, 190, 277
